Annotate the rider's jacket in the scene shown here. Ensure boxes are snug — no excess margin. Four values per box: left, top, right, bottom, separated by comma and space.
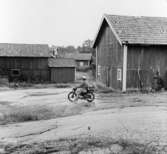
77, 81, 89, 91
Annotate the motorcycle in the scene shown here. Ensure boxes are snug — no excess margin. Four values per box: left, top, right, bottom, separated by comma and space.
68, 86, 95, 102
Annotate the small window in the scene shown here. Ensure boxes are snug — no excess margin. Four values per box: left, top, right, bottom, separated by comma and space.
97, 65, 101, 76
11, 69, 20, 76
117, 68, 122, 81
80, 62, 84, 66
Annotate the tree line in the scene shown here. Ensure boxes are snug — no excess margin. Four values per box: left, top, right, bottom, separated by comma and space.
51, 39, 95, 55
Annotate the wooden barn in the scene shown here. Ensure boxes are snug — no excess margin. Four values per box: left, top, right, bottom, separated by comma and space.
93, 14, 167, 91
48, 58, 76, 83
0, 43, 50, 82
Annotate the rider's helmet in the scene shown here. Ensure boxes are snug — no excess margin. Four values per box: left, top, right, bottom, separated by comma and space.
82, 76, 87, 80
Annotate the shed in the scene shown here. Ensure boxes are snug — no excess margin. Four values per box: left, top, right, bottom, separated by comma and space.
93, 14, 167, 91
75, 53, 92, 67
64, 53, 92, 68
0, 43, 50, 82
48, 58, 76, 83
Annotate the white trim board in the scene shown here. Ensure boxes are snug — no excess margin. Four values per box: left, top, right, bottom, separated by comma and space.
122, 45, 128, 92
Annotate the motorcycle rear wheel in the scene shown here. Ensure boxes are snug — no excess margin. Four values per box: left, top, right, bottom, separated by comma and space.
86, 93, 95, 102
68, 92, 78, 102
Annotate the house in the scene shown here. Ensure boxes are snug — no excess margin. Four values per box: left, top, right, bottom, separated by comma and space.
0, 43, 50, 82
48, 58, 76, 83
64, 53, 92, 68
93, 14, 167, 91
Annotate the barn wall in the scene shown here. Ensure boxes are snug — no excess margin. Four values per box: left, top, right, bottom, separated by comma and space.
96, 20, 123, 90
0, 57, 49, 82
50, 67, 75, 83
127, 45, 167, 89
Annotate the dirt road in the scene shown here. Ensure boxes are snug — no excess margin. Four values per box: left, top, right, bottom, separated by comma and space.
0, 88, 167, 153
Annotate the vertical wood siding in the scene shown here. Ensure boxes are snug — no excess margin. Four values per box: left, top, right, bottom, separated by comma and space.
96, 20, 123, 90
0, 57, 49, 82
50, 67, 75, 83
127, 45, 167, 89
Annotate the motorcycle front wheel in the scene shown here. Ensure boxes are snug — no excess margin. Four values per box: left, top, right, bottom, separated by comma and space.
68, 91, 78, 102
86, 93, 95, 102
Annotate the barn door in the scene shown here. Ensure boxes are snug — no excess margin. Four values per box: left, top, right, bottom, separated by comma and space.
106, 67, 110, 87
138, 49, 144, 89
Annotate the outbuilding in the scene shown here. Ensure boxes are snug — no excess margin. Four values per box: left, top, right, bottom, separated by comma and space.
74, 53, 92, 68
63, 53, 92, 69
48, 58, 76, 83
93, 14, 167, 91
0, 43, 50, 82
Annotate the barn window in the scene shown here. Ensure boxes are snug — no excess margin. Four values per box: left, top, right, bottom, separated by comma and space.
117, 68, 122, 81
11, 69, 20, 76
80, 62, 84, 66
97, 65, 101, 76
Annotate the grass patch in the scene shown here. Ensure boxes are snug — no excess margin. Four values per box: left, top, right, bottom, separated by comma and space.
53, 83, 72, 88
94, 81, 115, 93
0, 103, 90, 125
9, 82, 72, 89
0, 106, 56, 125
4, 136, 167, 154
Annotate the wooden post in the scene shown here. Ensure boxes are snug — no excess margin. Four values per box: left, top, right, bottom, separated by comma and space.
96, 47, 98, 80
122, 45, 127, 92
74, 67, 76, 82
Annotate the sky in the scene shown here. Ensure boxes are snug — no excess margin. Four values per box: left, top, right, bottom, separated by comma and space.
0, 0, 167, 47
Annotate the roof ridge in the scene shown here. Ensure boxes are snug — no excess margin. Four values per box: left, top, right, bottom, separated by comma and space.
0, 43, 49, 46
104, 14, 167, 19
0, 43, 50, 57
93, 14, 167, 47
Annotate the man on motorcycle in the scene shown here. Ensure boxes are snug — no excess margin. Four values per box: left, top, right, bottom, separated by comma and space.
68, 76, 95, 102
75, 76, 89, 97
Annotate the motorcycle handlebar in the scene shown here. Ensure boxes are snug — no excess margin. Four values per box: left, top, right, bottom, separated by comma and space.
73, 87, 77, 91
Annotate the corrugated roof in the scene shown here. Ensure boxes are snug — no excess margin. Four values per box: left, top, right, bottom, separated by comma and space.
0, 43, 50, 57
93, 14, 167, 46
48, 58, 76, 67
64, 53, 92, 61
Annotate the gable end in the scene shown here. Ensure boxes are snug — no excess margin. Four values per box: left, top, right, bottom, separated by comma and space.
93, 15, 122, 48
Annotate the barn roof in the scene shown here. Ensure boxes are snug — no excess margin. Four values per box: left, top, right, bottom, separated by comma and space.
48, 58, 76, 68
64, 53, 92, 61
0, 43, 50, 57
93, 14, 167, 47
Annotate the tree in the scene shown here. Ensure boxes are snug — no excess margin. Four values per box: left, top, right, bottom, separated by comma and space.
78, 39, 94, 53
82, 39, 93, 48
65, 46, 77, 53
